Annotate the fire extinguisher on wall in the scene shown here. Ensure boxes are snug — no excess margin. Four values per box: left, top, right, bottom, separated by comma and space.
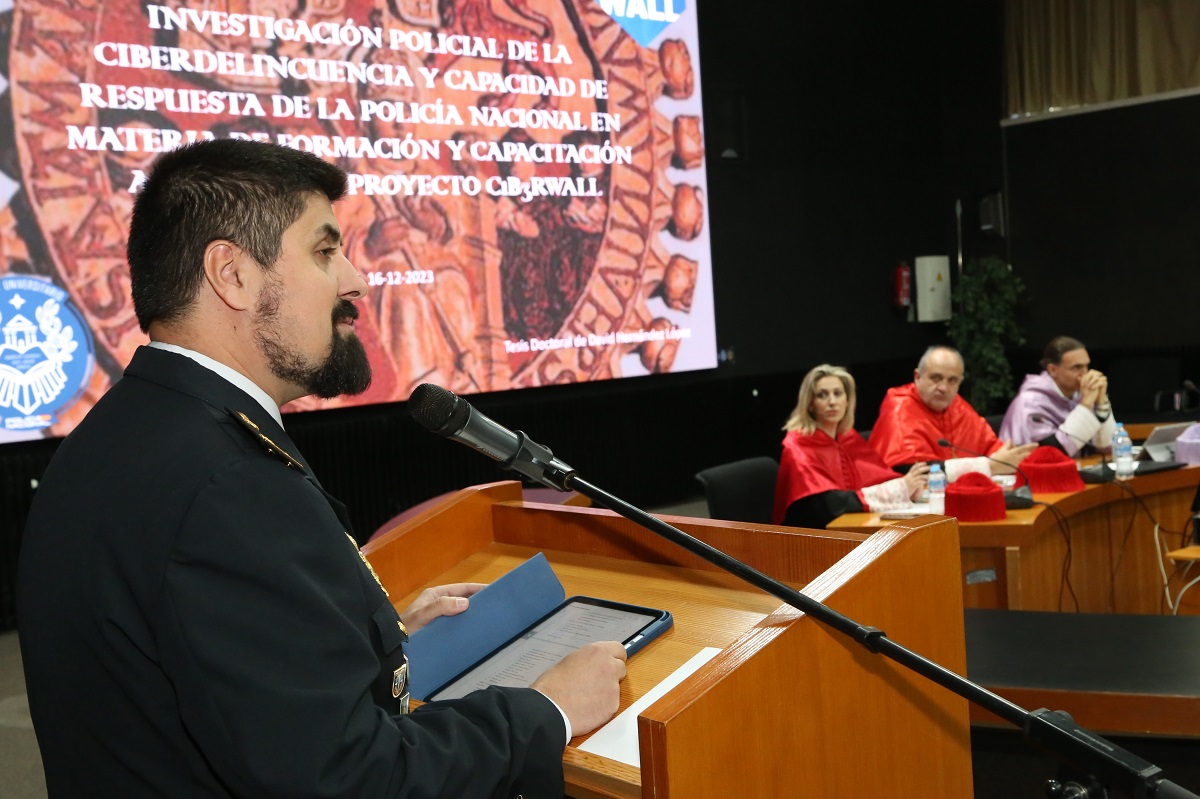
893, 260, 912, 308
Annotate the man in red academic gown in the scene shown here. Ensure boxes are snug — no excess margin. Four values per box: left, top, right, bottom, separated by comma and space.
870, 346, 1036, 481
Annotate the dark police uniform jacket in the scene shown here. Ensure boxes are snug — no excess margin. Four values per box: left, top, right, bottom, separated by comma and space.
18, 346, 564, 798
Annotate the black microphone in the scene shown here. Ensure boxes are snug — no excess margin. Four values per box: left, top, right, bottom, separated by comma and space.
935, 438, 1034, 509
408, 383, 575, 490
1031, 413, 1113, 484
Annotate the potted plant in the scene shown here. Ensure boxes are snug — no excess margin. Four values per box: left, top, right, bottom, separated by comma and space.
945, 255, 1026, 415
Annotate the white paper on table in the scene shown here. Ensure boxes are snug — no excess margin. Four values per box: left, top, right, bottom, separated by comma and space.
878, 502, 931, 520
576, 646, 721, 767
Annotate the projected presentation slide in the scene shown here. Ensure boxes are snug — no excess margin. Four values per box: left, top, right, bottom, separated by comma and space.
0, 0, 715, 441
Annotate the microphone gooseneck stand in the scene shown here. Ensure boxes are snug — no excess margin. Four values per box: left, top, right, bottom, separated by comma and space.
935, 437, 1034, 508
408, 385, 1198, 799
1027, 414, 1116, 483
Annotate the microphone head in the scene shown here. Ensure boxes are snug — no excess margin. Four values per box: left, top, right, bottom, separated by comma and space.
409, 383, 470, 437
936, 438, 951, 447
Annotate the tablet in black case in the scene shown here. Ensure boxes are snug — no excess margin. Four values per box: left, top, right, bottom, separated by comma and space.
428, 596, 672, 701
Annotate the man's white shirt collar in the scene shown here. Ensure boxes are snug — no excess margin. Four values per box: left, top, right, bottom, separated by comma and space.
148, 341, 283, 426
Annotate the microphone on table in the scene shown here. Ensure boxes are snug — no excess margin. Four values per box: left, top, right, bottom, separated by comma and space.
408, 383, 576, 491
1030, 413, 1113, 484
935, 438, 1034, 509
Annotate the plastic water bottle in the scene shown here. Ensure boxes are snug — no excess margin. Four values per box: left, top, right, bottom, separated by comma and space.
928, 464, 947, 514
1112, 423, 1134, 480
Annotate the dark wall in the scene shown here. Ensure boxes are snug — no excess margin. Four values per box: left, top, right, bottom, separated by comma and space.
1006, 95, 1200, 351
1004, 94, 1200, 412
701, 3, 962, 376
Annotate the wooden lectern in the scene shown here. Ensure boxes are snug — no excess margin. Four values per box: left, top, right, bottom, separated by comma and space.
363, 482, 973, 798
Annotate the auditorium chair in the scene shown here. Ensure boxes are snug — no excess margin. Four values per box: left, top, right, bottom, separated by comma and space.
694, 456, 779, 525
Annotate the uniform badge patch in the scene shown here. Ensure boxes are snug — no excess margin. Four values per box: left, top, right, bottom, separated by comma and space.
393, 656, 410, 705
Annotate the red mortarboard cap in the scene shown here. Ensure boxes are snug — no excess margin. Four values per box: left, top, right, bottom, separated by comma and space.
944, 471, 1007, 521
1020, 445, 1086, 493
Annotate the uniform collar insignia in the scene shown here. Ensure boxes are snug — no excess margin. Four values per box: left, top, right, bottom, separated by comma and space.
227, 408, 306, 472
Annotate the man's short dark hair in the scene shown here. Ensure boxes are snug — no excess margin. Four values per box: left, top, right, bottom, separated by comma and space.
127, 139, 348, 332
1041, 335, 1086, 368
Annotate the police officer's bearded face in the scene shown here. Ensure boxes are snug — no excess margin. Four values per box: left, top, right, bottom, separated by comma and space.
256, 287, 372, 399
252, 196, 372, 400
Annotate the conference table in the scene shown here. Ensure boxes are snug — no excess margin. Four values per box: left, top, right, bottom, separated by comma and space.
828, 465, 1200, 616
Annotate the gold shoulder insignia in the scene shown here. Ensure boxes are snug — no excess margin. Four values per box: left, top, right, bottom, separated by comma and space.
346, 532, 390, 597
228, 408, 305, 471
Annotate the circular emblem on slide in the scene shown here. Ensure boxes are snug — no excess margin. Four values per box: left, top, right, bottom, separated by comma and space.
0, 276, 95, 433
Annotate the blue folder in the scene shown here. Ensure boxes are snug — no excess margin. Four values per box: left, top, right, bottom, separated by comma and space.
404, 552, 565, 700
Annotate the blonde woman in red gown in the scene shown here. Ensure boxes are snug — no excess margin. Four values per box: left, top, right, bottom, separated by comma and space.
774, 364, 929, 528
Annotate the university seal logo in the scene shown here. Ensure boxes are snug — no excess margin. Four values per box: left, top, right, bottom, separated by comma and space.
0, 276, 95, 432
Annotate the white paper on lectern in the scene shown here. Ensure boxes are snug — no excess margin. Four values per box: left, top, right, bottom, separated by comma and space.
576, 646, 721, 767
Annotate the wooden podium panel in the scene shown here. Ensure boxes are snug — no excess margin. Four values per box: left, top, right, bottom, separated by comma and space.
364, 481, 973, 798
829, 467, 1200, 615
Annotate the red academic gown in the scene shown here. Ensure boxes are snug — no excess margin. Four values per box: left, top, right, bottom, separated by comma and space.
772, 428, 899, 525
870, 383, 1001, 468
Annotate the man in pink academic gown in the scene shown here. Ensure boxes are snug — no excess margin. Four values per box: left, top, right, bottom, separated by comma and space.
870, 346, 1036, 481
998, 336, 1115, 457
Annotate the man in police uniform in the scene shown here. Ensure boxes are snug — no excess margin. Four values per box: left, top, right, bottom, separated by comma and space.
17, 139, 626, 798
